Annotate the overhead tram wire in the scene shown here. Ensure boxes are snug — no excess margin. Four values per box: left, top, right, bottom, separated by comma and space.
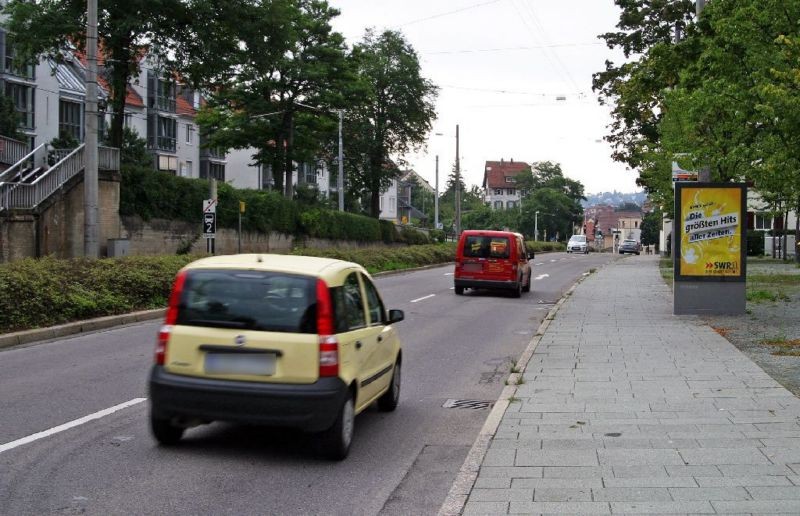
508, 0, 581, 97
515, 0, 581, 96
421, 42, 604, 56
399, 0, 504, 27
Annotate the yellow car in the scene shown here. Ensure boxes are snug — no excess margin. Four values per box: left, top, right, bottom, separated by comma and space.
148, 254, 404, 460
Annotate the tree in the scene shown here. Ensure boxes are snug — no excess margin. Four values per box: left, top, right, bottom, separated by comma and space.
4, 0, 191, 148
195, 0, 352, 198
105, 126, 151, 168
0, 94, 23, 141
640, 209, 661, 247
342, 30, 437, 217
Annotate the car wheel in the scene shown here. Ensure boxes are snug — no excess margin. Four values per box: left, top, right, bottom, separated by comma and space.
150, 413, 184, 445
316, 394, 355, 461
378, 360, 401, 412
455, 286, 464, 295
522, 274, 531, 292
511, 281, 522, 298
636, 252, 640, 255
584, 249, 588, 254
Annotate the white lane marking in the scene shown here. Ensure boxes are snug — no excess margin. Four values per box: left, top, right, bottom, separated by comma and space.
411, 294, 436, 303
0, 398, 147, 454
535, 262, 545, 266
534, 274, 550, 281
550, 259, 557, 263
443, 272, 454, 276
449, 286, 455, 290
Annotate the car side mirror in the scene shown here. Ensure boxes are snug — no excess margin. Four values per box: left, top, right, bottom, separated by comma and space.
388, 309, 404, 324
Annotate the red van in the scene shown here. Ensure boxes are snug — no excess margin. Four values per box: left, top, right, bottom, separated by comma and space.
454, 230, 533, 297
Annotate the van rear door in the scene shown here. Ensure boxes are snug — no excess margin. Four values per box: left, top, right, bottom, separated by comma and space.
459, 234, 514, 281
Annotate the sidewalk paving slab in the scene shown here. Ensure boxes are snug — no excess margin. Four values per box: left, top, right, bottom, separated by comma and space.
441, 255, 800, 515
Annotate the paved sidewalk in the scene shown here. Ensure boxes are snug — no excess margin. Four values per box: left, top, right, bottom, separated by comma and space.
462, 256, 800, 515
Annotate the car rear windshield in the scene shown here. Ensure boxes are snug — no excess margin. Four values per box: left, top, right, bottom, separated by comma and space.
463, 236, 510, 259
176, 269, 317, 333
570, 236, 586, 243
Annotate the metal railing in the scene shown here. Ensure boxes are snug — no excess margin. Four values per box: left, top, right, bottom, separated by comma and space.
0, 135, 29, 166
99, 146, 120, 170
0, 145, 85, 212
0, 143, 47, 184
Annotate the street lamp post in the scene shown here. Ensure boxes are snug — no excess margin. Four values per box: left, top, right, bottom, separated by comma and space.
535, 210, 540, 241
434, 155, 439, 229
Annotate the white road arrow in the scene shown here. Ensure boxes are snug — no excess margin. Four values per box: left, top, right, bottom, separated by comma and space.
534, 274, 550, 281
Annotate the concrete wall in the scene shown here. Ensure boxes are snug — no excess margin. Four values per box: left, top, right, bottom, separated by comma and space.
0, 170, 121, 262
120, 215, 381, 256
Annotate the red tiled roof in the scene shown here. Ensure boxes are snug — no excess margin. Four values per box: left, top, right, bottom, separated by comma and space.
483, 160, 530, 189
177, 96, 196, 116
74, 50, 145, 108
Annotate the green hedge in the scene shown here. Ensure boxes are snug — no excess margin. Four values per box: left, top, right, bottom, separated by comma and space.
526, 241, 566, 253
747, 230, 765, 256
291, 243, 456, 273
0, 255, 195, 333
121, 166, 382, 242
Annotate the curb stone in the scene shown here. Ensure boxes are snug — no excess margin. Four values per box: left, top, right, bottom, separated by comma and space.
436, 259, 614, 516
0, 308, 165, 350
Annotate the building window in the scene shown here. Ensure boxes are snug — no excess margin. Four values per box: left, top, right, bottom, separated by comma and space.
4, 39, 35, 79
179, 160, 193, 177
505, 176, 515, 183
506, 188, 515, 195
494, 188, 502, 195
520, 189, 528, 197
59, 100, 82, 141
148, 115, 177, 151
494, 201, 502, 209
124, 113, 133, 128
635, 221, 639, 228
208, 162, 225, 181
755, 213, 772, 230
379, 196, 384, 211
158, 155, 178, 175
507, 201, 516, 209
186, 124, 194, 144
6, 82, 34, 129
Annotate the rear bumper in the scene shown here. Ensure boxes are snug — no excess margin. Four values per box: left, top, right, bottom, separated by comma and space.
454, 278, 519, 291
149, 366, 348, 432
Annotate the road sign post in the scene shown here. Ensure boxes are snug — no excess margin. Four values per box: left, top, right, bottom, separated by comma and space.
203, 198, 217, 254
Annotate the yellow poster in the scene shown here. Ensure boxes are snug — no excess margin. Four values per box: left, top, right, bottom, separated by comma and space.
679, 187, 742, 277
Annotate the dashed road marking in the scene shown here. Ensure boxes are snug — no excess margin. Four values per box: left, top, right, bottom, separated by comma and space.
443, 272, 454, 276
0, 398, 147, 454
411, 294, 436, 303
534, 274, 550, 280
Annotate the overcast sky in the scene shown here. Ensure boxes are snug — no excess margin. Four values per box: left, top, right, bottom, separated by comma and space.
328, 0, 638, 195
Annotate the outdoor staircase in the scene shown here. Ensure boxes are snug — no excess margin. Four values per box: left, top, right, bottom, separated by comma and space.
0, 141, 120, 213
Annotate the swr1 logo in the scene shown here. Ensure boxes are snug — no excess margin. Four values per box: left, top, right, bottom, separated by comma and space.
705, 261, 738, 271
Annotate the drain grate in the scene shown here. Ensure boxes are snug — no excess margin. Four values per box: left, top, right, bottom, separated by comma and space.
443, 399, 494, 410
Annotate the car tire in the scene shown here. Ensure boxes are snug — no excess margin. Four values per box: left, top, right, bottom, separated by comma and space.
150, 413, 184, 445
636, 252, 640, 255
316, 394, 355, 461
584, 249, 588, 254
511, 281, 522, 298
455, 286, 464, 295
378, 360, 401, 412
522, 274, 531, 292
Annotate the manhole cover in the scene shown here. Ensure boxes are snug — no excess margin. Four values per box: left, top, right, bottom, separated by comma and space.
442, 399, 494, 410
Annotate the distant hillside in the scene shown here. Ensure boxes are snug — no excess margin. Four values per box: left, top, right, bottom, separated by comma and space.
582, 191, 647, 208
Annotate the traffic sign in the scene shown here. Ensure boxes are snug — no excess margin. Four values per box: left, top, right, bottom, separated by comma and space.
203, 198, 217, 214
203, 212, 216, 238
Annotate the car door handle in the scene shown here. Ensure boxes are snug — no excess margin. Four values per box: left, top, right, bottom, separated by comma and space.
355, 341, 362, 349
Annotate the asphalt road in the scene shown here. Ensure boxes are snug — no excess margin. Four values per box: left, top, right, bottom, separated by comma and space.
0, 252, 613, 516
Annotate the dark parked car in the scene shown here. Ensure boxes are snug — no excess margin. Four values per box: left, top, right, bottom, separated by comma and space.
619, 239, 641, 255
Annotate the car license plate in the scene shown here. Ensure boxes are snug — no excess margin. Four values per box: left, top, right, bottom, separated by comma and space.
463, 263, 482, 273
204, 353, 276, 376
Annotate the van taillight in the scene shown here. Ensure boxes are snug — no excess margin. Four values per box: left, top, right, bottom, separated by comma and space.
155, 270, 187, 365
316, 279, 339, 377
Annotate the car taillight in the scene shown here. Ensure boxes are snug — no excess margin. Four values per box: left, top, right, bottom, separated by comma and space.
317, 279, 339, 377
155, 270, 187, 365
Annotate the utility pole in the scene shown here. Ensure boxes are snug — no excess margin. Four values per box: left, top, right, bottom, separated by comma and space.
83, 0, 99, 257
434, 155, 439, 229
337, 110, 344, 211
455, 124, 461, 237
696, 0, 711, 182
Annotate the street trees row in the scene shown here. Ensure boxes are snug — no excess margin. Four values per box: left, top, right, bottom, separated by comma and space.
2, 0, 437, 218
595, 0, 800, 259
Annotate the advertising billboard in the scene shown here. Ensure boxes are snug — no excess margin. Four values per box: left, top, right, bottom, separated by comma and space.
674, 183, 746, 281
